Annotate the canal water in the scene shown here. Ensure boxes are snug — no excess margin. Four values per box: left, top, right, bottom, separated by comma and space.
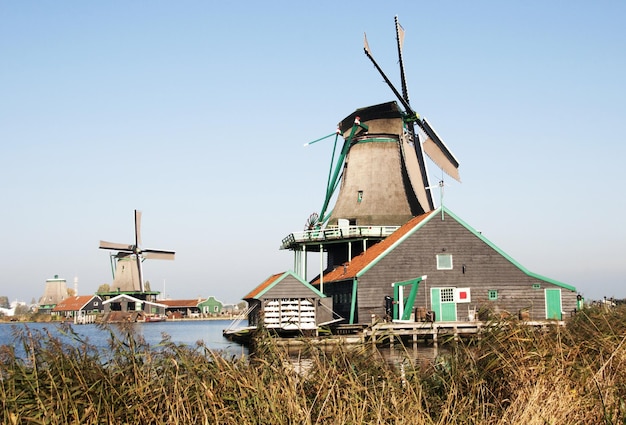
0, 320, 247, 358
0, 320, 445, 371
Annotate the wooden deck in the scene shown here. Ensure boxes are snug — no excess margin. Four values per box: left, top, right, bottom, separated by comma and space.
226, 320, 567, 350
365, 320, 566, 348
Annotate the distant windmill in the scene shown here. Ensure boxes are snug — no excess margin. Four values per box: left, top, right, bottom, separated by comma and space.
99, 210, 175, 293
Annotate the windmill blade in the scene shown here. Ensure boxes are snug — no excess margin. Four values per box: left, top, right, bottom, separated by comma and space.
134, 210, 142, 247
136, 253, 144, 292
142, 250, 176, 261
395, 16, 410, 104
363, 32, 412, 115
417, 119, 461, 182
99, 240, 134, 251
115, 252, 133, 259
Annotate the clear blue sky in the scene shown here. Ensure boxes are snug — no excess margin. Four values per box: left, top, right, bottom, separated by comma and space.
1, 1, 624, 304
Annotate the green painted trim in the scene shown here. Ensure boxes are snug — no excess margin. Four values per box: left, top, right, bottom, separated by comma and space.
349, 278, 358, 324
356, 211, 438, 278
356, 206, 574, 292
319, 123, 364, 224
442, 207, 577, 292
256, 270, 326, 299
403, 279, 421, 321
392, 277, 424, 320
355, 137, 398, 144
393, 283, 399, 320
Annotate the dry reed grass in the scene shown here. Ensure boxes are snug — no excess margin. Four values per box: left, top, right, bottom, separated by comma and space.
0, 305, 625, 424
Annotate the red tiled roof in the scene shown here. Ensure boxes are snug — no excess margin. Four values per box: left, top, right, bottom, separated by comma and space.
243, 272, 285, 300
313, 212, 434, 285
160, 299, 200, 308
52, 295, 96, 312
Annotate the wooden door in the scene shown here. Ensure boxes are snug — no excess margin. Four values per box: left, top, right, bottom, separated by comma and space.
430, 288, 457, 322
545, 289, 562, 320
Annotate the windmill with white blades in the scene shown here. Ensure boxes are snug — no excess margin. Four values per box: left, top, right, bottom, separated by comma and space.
99, 210, 175, 293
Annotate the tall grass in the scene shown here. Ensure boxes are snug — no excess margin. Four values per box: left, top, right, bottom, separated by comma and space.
1, 306, 625, 424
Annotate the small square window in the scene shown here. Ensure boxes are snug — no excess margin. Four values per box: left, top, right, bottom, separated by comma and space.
436, 254, 453, 270
488, 290, 498, 300
441, 288, 455, 302
532, 284, 541, 290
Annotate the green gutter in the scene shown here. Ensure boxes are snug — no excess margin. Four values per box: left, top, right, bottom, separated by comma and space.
442, 208, 577, 292
349, 278, 358, 324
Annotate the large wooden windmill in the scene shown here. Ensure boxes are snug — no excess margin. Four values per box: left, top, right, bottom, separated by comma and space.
282, 17, 461, 279
317, 16, 460, 227
99, 210, 175, 293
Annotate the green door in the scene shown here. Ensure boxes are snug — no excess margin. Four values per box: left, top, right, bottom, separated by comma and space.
545, 289, 562, 320
430, 288, 457, 322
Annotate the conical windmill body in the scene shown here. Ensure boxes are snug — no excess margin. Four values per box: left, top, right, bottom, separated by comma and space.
99, 210, 175, 293
320, 16, 460, 228
328, 102, 426, 226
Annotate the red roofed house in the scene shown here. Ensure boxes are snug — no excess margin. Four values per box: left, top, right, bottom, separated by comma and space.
243, 271, 334, 334
309, 206, 577, 324
52, 295, 103, 320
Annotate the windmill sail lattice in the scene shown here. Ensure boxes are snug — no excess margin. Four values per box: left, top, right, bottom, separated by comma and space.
99, 210, 175, 292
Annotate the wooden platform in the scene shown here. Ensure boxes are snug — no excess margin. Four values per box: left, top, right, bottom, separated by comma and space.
365, 320, 566, 348
225, 320, 566, 350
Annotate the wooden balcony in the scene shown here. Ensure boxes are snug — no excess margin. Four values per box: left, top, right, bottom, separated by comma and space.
280, 225, 399, 250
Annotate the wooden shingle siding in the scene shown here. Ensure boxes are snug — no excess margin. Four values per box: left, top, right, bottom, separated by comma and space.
355, 212, 577, 322
261, 275, 319, 299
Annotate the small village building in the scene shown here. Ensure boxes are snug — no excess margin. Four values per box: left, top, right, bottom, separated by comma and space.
102, 294, 166, 317
161, 299, 202, 318
51, 295, 103, 319
197, 296, 224, 316
313, 206, 578, 324
244, 271, 334, 333
160, 297, 225, 318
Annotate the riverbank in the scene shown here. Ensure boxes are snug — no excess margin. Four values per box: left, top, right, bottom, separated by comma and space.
1, 305, 625, 423
0, 314, 239, 324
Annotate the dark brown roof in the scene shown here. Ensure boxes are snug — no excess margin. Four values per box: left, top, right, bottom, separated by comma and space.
52, 295, 97, 312
313, 212, 433, 285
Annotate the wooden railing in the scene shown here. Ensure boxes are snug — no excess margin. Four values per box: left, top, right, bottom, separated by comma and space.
281, 225, 399, 249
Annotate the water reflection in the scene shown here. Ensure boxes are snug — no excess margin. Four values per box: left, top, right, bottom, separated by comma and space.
283, 342, 448, 376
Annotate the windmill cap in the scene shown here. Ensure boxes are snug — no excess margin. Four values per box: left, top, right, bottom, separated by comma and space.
338, 101, 402, 133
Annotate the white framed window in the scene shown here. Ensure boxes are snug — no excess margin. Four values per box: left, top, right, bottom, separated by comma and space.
441, 288, 455, 302
436, 254, 453, 270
